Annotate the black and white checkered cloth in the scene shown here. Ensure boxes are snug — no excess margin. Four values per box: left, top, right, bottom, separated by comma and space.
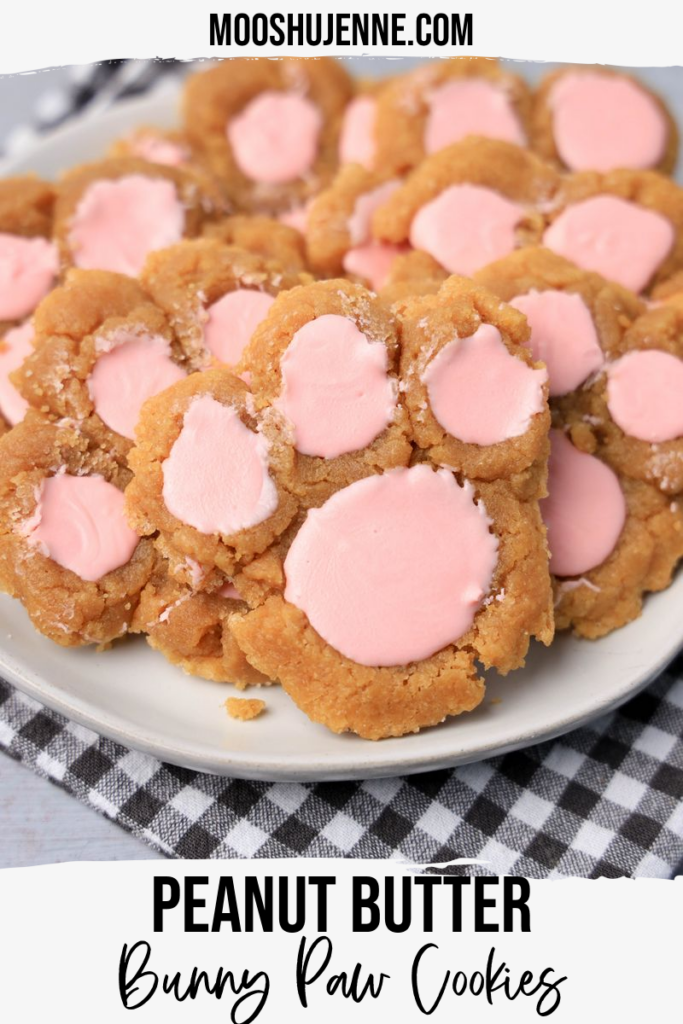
0, 60, 682, 877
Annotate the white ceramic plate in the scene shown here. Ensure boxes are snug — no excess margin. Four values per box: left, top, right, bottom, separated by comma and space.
1, 76, 682, 781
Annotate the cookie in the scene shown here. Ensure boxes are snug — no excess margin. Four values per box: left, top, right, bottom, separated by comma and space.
12, 269, 187, 464
182, 57, 353, 214
231, 461, 554, 739
203, 215, 309, 273
651, 271, 683, 303
542, 169, 683, 294
542, 429, 683, 638
305, 164, 406, 289
555, 297, 683, 496
377, 251, 448, 307
141, 238, 310, 370
131, 557, 269, 687
373, 58, 532, 176
474, 247, 645, 398
395, 275, 550, 500
0, 413, 154, 646
125, 369, 298, 577
53, 157, 226, 277
531, 66, 678, 175
371, 137, 559, 276
0, 176, 59, 334
238, 279, 412, 505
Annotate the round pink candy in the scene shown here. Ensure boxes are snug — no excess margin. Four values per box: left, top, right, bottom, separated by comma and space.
87, 332, 186, 440
227, 91, 322, 185
550, 72, 668, 173
424, 78, 526, 154
26, 473, 139, 582
0, 321, 34, 425
606, 350, 683, 443
509, 289, 604, 397
543, 196, 674, 293
410, 184, 524, 276
68, 175, 185, 277
0, 234, 59, 321
162, 396, 278, 536
276, 314, 396, 459
284, 465, 499, 667
339, 95, 377, 169
541, 430, 626, 577
422, 323, 547, 446
203, 290, 275, 366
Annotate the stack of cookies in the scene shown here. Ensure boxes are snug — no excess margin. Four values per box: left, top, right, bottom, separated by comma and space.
1, 57, 682, 740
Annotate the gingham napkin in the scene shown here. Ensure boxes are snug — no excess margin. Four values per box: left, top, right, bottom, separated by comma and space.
0, 60, 682, 878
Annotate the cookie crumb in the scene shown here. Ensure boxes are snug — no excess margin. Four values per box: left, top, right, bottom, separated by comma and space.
225, 697, 266, 721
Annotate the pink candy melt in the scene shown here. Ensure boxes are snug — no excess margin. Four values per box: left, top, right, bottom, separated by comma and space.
339, 95, 378, 169
284, 465, 499, 667
347, 179, 401, 246
424, 79, 526, 154
277, 313, 396, 459
550, 72, 668, 172
204, 290, 275, 366
87, 332, 186, 440
343, 242, 403, 291
129, 134, 189, 167
0, 233, 59, 320
26, 473, 139, 582
510, 289, 604, 397
541, 430, 626, 577
606, 350, 683, 443
0, 321, 33, 425
227, 91, 322, 185
410, 185, 524, 275
423, 323, 547, 445
162, 395, 278, 536
543, 196, 674, 293
278, 199, 314, 234
68, 175, 185, 277
218, 581, 241, 600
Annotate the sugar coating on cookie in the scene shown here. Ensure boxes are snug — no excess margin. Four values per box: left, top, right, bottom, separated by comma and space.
544, 195, 674, 293
69, 175, 185, 276
0, 322, 33, 426
606, 350, 683, 443
541, 430, 626, 577
424, 78, 525, 154
0, 234, 59, 322
203, 215, 308, 273
228, 91, 323, 185
284, 466, 498, 666
87, 330, 186, 440
276, 313, 397, 459
414, 184, 525, 277
162, 395, 279, 535
25, 471, 139, 582
548, 72, 669, 173
422, 323, 547, 446
509, 289, 604, 397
